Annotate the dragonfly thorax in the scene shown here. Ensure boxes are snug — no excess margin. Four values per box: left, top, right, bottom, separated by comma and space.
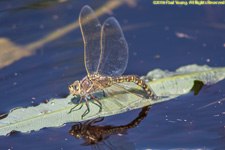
69, 76, 95, 97
79, 76, 93, 95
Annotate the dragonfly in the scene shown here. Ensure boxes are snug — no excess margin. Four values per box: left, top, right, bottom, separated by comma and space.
69, 5, 157, 117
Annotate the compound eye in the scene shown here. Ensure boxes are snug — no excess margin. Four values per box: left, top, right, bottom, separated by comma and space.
74, 85, 79, 91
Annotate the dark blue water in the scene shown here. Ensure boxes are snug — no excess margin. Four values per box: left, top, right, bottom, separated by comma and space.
0, 0, 225, 149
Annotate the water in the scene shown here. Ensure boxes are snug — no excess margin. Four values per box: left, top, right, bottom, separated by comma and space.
0, 0, 225, 149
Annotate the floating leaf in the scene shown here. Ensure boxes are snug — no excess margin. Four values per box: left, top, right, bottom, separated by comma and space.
0, 64, 225, 136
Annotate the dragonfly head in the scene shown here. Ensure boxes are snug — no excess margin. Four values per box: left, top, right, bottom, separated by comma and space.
69, 80, 81, 97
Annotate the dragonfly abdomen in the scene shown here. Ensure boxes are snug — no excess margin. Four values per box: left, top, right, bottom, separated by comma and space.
112, 75, 157, 99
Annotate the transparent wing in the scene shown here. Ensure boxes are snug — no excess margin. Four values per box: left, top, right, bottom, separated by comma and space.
97, 17, 128, 77
91, 80, 144, 110
79, 5, 101, 76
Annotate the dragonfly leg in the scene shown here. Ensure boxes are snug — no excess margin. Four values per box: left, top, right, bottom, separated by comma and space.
90, 94, 102, 106
68, 96, 83, 114
90, 94, 102, 113
81, 96, 90, 118
88, 117, 104, 126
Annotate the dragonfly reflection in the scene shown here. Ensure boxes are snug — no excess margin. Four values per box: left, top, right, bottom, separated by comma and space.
69, 106, 151, 149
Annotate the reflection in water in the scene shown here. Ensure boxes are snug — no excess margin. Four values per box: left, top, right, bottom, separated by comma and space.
69, 105, 151, 149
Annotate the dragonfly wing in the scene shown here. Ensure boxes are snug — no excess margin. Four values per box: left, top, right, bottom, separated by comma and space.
97, 17, 128, 77
79, 5, 101, 76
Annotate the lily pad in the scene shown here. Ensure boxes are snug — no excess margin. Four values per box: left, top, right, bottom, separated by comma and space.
0, 64, 225, 136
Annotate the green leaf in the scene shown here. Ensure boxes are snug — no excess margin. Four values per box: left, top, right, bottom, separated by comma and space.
0, 64, 225, 136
